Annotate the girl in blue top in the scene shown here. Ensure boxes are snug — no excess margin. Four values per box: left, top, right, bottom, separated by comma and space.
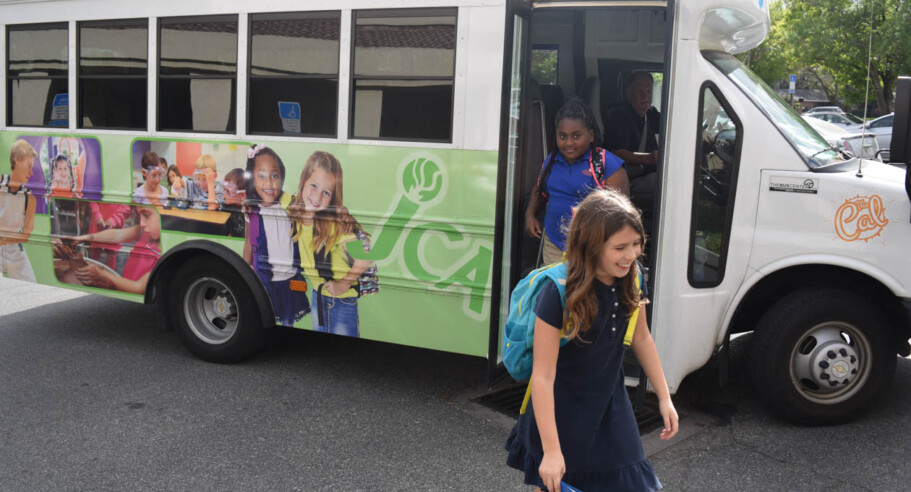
525, 98, 629, 264
507, 188, 678, 492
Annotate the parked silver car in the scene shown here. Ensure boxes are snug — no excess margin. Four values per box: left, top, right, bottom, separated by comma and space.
802, 115, 880, 160
860, 113, 893, 160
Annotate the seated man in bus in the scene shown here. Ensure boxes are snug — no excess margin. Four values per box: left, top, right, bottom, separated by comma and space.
603, 71, 661, 197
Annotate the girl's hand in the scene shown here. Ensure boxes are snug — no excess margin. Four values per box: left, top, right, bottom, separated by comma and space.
538, 450, 565, 492
526, 215, 542, 239
658, 397, 679, 440
324, 280, 349, 297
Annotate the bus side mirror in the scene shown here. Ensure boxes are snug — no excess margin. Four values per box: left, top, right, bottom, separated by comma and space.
893, 77, 911, 216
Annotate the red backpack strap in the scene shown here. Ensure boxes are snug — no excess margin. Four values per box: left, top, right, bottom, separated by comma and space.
589, 148, 607, 188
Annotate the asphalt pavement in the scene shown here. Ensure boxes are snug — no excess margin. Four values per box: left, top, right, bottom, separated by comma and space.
1, 277, 910, 491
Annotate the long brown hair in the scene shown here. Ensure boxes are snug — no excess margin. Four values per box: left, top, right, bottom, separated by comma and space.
562, 189, 645, 341
290, 151, 363, 252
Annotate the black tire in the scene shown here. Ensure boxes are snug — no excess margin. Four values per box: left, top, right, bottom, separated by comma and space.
166, 255, 266, 363
750, 288, 896, 426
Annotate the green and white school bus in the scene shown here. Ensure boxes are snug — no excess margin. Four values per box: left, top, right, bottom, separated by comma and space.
2, 0, 911, 426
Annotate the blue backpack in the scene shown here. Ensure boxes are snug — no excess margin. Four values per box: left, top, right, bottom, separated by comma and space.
502, 262, 643, 382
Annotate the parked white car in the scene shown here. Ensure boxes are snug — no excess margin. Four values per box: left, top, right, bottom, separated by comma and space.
806, 111, 864, 128
804, 105, 844, 115
802, 115, 879, 160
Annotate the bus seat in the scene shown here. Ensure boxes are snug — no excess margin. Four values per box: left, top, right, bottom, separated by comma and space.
579, 76, 604, 139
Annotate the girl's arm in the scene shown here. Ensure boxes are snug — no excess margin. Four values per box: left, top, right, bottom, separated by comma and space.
75, 224, 142, 245
525, 187, 544, 239
242, 220, 253, 265
604, 166, 631, 197
75, 265, 149, 294
108, 205, 132, 229
530, 316, 565, 492
21, 192, 36, 239
630, 306, 679, 440
325, 238, 370, 297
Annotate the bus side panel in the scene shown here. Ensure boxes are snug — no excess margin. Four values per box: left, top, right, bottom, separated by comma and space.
1, 131, 502, 357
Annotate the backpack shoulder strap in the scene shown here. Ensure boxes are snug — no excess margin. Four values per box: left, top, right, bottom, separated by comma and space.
622, 268, 643, 347
589, 148, 606, 188
537, 153, 558, 200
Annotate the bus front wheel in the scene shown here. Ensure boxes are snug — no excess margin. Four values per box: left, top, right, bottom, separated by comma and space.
750, 288, 896, 426
167, 256, 265, 363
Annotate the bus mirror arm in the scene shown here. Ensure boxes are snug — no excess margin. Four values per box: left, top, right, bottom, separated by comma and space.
890, 77, 910, 219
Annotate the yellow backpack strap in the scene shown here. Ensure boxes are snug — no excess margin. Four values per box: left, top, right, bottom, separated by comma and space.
519, 381, 532, 415
623, 272, 641, 347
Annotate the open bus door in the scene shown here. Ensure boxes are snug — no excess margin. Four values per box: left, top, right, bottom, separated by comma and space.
488, 1, 672, 423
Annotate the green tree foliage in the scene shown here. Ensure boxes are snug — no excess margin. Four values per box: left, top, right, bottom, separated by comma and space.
530, 49, 558, 85
740, 0, 791, 86
777, 0, 911, 113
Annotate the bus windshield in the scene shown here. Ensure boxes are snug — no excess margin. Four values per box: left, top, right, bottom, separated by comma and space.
703, 51, 842, 168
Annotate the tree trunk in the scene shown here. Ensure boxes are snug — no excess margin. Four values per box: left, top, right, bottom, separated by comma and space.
869, 65, 888, 115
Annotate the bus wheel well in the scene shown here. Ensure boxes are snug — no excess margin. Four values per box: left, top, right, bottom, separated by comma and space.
146, 241, 275, 332
727, 264, 910, 357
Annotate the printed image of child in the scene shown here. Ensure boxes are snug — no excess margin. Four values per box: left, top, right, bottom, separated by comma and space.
0, 139, 39, 282
52, 205, 161, 294
222, 168, 246, 237
87, 202, 132, 270
132, 151, 169, 206
291, 151, 372, 338
243, 145, 309, 326
166, 165, 188, 209
48, 154, 78, 198
186, 154, 224, 211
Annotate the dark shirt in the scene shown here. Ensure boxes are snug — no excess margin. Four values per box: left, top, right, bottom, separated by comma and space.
603, 102, 661, 157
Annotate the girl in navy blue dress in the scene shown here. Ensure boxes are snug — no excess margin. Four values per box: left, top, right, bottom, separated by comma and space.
506, 188, 679, 492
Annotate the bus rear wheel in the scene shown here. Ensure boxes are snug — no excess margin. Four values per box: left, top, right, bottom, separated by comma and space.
750, 288, 896, 426
167, 256, 265, 363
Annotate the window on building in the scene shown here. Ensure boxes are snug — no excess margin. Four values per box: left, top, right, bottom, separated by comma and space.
79, 19, 148, 130
248, 12, 340, 137
351, 8, 457, 142
6, 23, 69, 127
159, 15, 237, 133
689, 85, 741, 287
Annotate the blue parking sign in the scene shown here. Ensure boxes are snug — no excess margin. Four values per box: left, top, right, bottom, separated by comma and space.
278, 101, 301, 134
49, 93, 68, 127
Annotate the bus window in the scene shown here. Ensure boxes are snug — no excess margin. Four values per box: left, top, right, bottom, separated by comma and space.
689, 85, 741, 286
79, 19, 148, 130
350, 8, 457, 142
248, 11, 340, 137
6, 23, 68, 127
158, 15, 238, 133
530, 44, 558, 85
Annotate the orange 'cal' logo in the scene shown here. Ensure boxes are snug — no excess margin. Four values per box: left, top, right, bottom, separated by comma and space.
834, 194, 889, 242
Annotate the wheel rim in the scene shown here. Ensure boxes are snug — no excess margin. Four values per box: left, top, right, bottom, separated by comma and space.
789, 321, 872, 405
182, 277, 239, 345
